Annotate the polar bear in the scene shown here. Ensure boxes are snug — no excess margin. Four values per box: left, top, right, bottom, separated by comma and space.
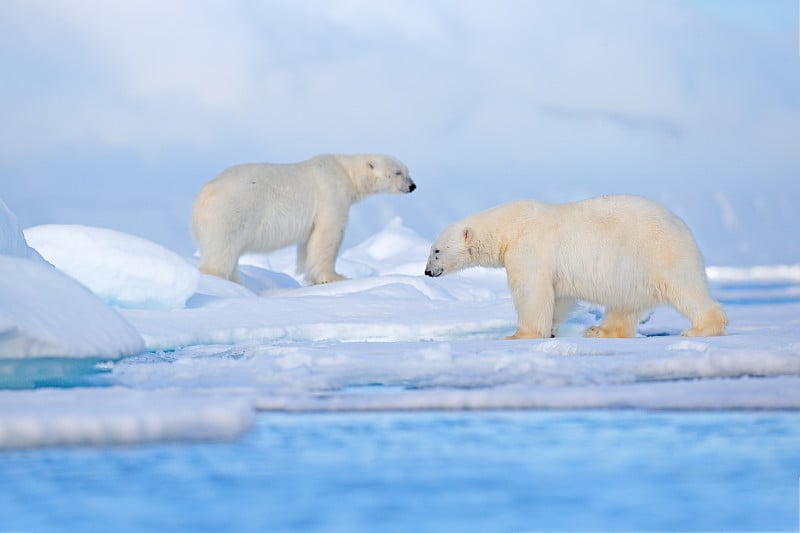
425, 195, 727, 339
192, 154, 415, 284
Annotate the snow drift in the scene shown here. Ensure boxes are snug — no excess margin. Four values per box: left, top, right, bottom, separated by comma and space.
1, 205, 800, 448
24, 224, 199, 309
0, 200, 144, 359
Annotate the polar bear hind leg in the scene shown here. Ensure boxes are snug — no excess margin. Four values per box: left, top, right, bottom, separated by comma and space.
195, 217, 245, 282
198, 240, 243, 282
680, 304, 727, 337
662, 270, 728, 337
199, 252, 240, 283
669, 288, 728, 337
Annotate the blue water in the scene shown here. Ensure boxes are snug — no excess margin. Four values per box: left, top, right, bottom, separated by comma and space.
2, 410, 799, 532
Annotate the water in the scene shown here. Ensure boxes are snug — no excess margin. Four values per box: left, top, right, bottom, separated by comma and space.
2, 410, 799, 532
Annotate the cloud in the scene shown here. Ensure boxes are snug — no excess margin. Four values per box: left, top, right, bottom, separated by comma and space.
0, 0, 798, 262
40, 0, 258, 110
1, 0, 797, 171
539, 105, 683, 142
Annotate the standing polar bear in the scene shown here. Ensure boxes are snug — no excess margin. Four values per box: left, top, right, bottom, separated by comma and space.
192, 154, 415, 284
425, 195, 727, 339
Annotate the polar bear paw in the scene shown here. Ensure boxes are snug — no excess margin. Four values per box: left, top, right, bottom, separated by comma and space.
681, 326, 726, 337
583, 325, 636, 338
584, 326, 605, 338
308, 272, 348, 285
504, 329, 550, 340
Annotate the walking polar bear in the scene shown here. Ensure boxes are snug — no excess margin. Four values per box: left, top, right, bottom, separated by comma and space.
192, 154, 415, 284
425, 195, 727, 339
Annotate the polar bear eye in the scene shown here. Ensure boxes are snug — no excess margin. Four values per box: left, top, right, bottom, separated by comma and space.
395, 171, 402, 176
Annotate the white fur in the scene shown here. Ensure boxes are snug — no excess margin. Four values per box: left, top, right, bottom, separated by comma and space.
425, 195, 727, 339
192, 154, 415, 284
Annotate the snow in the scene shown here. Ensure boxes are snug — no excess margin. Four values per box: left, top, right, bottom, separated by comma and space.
24, 224, 199, 309
0, 257, 145, 359
1, 201, 799, 448
0, 201, 145, 360
0, 388, 252, 449
0, 198, 44, 261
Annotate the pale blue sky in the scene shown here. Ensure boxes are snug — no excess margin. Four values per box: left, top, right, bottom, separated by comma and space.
690, 0, 797, 35
0, 1, 798, 264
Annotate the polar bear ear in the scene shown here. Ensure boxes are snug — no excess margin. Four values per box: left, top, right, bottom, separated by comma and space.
463, 228, 473, 244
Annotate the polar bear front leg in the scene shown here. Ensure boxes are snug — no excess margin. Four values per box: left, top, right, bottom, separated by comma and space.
505, 266, 555, 339
304, 214, 348, 285
584, 309, 640, 338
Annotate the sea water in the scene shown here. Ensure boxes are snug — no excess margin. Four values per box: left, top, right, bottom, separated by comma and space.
2, 410, 798, 532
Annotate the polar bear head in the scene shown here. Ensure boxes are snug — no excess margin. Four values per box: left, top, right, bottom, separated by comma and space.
363, 155, 416, 195
425, 205, 512, 277
424, 223, 483, 277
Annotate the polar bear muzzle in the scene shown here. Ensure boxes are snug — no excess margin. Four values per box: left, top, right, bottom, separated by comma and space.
424, 265, 443, 277
424, 248, 444, 277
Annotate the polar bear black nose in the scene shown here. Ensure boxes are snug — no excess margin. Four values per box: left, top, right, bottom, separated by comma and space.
425, 266, 443, 277
408, 182, 416, 193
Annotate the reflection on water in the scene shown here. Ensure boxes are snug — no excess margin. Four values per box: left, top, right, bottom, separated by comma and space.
0, 357, 111, 389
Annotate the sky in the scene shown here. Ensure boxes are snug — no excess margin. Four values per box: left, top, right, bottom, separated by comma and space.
0, 0, 798, 265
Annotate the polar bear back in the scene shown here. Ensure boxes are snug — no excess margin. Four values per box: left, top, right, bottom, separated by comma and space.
533, 195, 707, 309
191, 155, 350, 254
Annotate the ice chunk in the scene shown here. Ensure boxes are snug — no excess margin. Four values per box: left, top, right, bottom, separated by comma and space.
0, 256, 145, 358
0, 198, 45, 261
25, 224, 199, 309
0, 388, 253, 448
0, 201, 144, 359
707, 264, 800, 283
